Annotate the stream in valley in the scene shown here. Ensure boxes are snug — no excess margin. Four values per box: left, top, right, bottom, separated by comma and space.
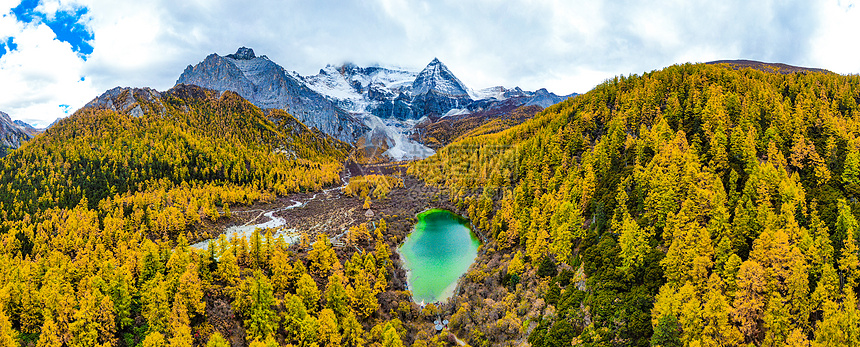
190, 173, 350, 250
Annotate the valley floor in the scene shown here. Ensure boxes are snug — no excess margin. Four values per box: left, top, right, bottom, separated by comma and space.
187, 161, 495, 345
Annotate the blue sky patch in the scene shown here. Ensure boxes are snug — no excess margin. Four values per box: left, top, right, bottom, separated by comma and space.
6, 37, 17, 51
0, 37, 17, 59
0, 37, 18, 57
11, 0, 39, 23
12, 0, 94, 57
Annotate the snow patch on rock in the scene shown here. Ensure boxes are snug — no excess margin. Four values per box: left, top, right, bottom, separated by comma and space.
360, 115, 435, 160
441, 108, 471, 119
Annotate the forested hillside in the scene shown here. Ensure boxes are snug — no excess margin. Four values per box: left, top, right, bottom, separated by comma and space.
0, 85, 439, 346
411, 63, 860, 346
412, 104, 543, 149
6, 60, 860, 347
0, 84, 348, 217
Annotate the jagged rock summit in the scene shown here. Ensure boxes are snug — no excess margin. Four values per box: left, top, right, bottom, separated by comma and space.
0, 111, 38, 156
408, 58, 473, 117
176, 47, 368, 142
226, 46, 257, 60
84, 86, 164, 118
524, 88, 568, 108
411, 58, 471, 98
175, 47, 576, 159
303, 56, 575, 121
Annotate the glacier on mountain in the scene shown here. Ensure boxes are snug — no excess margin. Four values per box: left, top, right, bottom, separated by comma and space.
176, 47, 368, 142
176, 47, 576, 160
300, 57, 577, 160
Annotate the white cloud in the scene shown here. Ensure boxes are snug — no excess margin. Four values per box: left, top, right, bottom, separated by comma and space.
0, 0, 858, 127
810, 0, 860, 74
35, 0, 87, 20
0, 11, 96, 127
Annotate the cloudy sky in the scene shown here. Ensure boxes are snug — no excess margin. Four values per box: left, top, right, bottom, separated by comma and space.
1, 0, 860, 127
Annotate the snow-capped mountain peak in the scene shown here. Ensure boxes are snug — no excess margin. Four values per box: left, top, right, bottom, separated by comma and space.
303, 63, 418, 114
225, 46, 257, 60
176, 47, 576, 160
411, 58, 471, 98
176, 47, 368, 142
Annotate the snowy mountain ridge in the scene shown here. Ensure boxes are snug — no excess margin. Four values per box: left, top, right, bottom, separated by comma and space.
176, 48, 368, 142
302, 57, 574, 121
175, 47, 576, 160
302, 63, 417, 115
410, 58, 471, 98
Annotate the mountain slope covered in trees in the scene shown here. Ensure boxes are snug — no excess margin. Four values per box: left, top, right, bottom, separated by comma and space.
0, 84, 387, 346
411, 62, 860, 346
411, 104, 544, 149
0, 84, 348, 219
5, 59, 860, 347
0, 79, 475, 347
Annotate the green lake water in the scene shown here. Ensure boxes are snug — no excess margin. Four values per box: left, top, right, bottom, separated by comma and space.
399, 209, 481, 303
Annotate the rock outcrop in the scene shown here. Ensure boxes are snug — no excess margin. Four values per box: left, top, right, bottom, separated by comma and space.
0, 111, 36, 156
175, 47, 576, 159
177, 47, 368, 142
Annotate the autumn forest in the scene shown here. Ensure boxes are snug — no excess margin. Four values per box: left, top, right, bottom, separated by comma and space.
3, 62, 860, 347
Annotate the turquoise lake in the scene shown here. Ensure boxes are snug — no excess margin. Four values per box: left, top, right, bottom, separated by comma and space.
399, 209, 481, 303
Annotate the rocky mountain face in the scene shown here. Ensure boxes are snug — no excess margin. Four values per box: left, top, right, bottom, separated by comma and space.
12, 120, 41, 137
175, 47, 575, 160
0, 111, 38, 156
176, 47, 368, 142
83, 86, 165, 117
301, 63, 418, 119
303, 57, 575, 121
407, 58, 473, 118
301, 56, 576, 159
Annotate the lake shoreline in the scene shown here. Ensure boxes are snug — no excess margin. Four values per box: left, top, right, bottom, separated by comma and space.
399, 209, 481, 304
